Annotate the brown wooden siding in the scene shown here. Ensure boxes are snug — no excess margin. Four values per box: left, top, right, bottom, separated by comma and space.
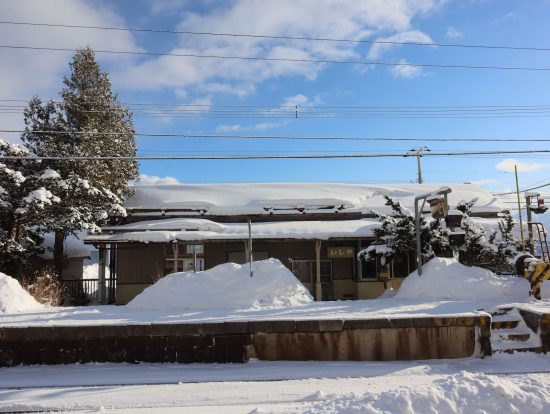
117, 239, 359, 285
117, 244, 164, 284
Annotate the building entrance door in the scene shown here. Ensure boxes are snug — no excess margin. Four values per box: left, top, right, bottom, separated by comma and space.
291, 260, 333, 301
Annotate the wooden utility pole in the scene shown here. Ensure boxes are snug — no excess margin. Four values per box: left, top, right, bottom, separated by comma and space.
408, 147, 430, 184
315, 240, 322, 301
514, 165, 526, 252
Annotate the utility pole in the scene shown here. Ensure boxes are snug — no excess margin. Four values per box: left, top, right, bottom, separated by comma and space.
514, 165, 526, 252
408, 147, 430, 184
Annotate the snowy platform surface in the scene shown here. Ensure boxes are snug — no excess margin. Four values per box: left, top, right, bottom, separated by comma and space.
0, 298, 544, 328
0, 354, 549, 413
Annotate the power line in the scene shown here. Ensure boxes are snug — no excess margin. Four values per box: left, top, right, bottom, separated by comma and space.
6, 104, 550, 119
3, 129, 550, 143
2, 149, 550, 161
495, 182, 550, 196
1, 20, 549, 53
5, 98, 550, 110
2, 44, 550, 72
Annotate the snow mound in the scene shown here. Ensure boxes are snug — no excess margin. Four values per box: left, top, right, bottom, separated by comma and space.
306, 371, 550, 413
0, 272, 44, 313
127, 258, 313, 310
394, 257, 529, 301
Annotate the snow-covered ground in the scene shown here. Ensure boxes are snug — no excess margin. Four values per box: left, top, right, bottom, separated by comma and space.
1, 259, 549, 412
0, 272, 44, 313
0, 354, 549, 413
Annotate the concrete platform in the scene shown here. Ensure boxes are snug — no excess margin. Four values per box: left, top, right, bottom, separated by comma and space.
0, 314, 491, 366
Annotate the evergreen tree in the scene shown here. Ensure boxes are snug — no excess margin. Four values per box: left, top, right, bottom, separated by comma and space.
60, 47, 138, 195
0, 139, 61, 275
358, 196, 449, 268
22, 47, 137, 276
456, 199, 519, 273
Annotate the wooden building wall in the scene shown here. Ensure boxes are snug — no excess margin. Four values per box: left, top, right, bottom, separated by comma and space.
113, 239, 395, 304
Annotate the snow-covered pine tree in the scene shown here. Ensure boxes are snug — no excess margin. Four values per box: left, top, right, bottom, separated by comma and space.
0, 139, 61, 275
456, 199, 519, 273
22, 48, 137, 276
358, 196, 449, 270
60, 47, 138, 195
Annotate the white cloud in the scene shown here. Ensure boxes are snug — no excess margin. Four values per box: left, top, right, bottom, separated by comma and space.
496, 158, 550, 173
493, 12, 517, 25
0, 0, 449, 130
367, 30, 434, 59
215, 121, 286, 132
445, 26, 463, 39
214, 93, 317, 132
0, 0, 141, 142
391, 59, 423, 78
133, 174, 182, 185
115, 1, 445, 96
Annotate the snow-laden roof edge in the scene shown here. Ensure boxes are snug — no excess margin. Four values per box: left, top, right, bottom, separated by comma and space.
123, 182, 506, 216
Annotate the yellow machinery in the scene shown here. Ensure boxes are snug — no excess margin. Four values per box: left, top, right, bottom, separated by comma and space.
517, 257, 550, 300
514, 221, 550, 300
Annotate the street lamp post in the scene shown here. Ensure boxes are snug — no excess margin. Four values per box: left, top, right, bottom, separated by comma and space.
414, 187, 452, 275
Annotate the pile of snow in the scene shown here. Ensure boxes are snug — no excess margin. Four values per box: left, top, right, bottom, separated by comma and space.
394, 257, 530, 301
306, 371, 550, 413
0, 272, 44, 313
127, 258, 313, 310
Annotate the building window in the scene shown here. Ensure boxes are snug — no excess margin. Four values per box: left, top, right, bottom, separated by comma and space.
359, 240, 410, 279
164, 243, 205, 274
290, 259, 333, 300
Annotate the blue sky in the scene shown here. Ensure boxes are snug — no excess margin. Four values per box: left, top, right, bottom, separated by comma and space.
1, 0, 550, 195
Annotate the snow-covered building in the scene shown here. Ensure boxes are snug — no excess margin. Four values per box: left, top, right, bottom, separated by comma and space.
85, 183, 505, 304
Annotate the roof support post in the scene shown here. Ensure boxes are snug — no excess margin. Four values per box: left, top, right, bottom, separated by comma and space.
248, 218, 253, 277
98, 244, 106, 304
315, 240, 322, 301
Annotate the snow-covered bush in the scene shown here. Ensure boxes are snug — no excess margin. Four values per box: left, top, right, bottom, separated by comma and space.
358, 196, 449, 267
457, 201, 519, 274
359, 196, 520, 275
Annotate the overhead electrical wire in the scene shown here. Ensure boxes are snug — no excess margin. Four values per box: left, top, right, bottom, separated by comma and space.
2, 149, 550, 161
3, 129, 550, 143
1, 20, 549, 52
4, 100, 550, 119
5, 98, 550, 110
2, 44, 550, 72
495, 182, 550, 196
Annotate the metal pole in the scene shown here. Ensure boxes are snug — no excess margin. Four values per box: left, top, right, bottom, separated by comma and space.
515, 165, 526, 252
417, 152, 423, 184
248, 218, 253, 277
315, 240, 322, 300
193, 251, 197, 272
415, 197, 423, 275
526, 195, 534, 255
98, 245, 106, 304
414, 187, 452, 276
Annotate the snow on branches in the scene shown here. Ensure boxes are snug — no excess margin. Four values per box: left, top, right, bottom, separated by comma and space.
359, 195, 520, 275
358, 195, 449, 267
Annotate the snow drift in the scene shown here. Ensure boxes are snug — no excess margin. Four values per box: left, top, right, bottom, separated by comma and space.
127, 258, 313, 310
394, 257, 530, 301
0, 272, 44, 313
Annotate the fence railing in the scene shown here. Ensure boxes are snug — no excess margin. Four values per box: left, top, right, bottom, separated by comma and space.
62, 278, 116, 304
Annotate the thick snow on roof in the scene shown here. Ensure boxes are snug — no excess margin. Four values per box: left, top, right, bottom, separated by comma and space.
125, 183, 504, 216
90, 218, 379, 243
